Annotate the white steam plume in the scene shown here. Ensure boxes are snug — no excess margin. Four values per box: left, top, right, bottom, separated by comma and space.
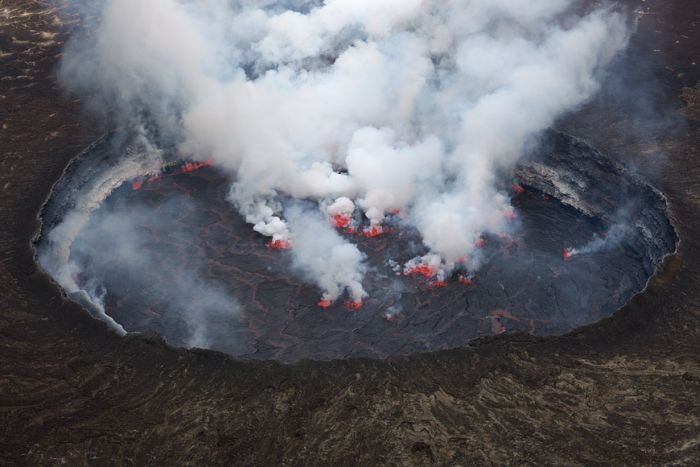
60, 0, 630, 302
286, 205, 367, 303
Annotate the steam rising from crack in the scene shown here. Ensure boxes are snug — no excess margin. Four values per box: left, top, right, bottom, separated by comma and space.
56, 0, 630, 307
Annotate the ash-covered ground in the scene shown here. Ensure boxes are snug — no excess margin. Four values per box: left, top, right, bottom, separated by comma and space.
39, 132, 676, 361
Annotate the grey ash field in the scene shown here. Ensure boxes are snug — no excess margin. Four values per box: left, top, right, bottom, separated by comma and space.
2, 1, 700, 465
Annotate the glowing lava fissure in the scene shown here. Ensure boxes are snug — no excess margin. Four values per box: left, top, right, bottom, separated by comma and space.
268, 239, 293, 250
133, 159, 215, 190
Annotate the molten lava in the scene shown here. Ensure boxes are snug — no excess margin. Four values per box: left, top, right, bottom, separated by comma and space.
181, 159, 215, 173
405, 264, 437, 278
345, 300, 363, 311
430, 281, 447, 288
563, 248, 574, 261
475, 238, 487, 248
131, 159, 215, 191
458, 275, 474, 285
268, 239, 293, 250
318, 300, 333, 309
332, 213, 352, 229
362, 225, 384, 238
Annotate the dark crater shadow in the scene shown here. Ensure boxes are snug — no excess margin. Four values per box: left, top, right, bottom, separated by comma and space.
35, 131, 677, 362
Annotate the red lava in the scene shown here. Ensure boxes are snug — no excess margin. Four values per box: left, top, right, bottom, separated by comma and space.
430, 281, 447, 288
131, 159, 215, 191
458, 275, 474, 285
563, 248, 574, 261
181, 159, 215, 173
405, 264, 437, 278
332, 214, 352, 229
318, 300, 333, 309
362, 225, 384, 238
475, 238, 487, 248
344, 300, 363, 311
268, 239, 293, 250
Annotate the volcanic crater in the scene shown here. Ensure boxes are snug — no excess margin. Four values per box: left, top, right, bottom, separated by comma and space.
36, 131, 677, 362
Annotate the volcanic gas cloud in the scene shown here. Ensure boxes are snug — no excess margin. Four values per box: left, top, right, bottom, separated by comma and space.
55, 1, 630, 311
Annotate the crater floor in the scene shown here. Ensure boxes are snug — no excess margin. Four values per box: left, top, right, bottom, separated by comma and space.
56, 134, 675, 361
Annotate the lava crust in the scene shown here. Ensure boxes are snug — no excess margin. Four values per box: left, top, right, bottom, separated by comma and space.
37, 132, 676, 361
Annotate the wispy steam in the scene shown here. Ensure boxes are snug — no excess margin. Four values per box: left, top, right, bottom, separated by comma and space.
69, 196, 241, 348
59, 0, 630, 303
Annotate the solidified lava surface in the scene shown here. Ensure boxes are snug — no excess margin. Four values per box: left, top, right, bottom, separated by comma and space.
42, 132, 676, 362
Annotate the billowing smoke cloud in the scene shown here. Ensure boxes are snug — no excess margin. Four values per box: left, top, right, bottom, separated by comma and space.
59, 0, 630, 303
286, 204, 366, 303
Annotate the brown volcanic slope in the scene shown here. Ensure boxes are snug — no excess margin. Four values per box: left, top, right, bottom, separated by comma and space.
1, 1, 699, 465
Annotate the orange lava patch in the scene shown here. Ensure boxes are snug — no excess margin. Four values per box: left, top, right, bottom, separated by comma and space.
405, 264, 437, 278
475, 238, 487, 248
430, 281, 447, 288
132, 180, 143, 190
563, 248, 574, 261
345, 301, 363, 311
318, 300, 333, 309
181, 159, 215, 173
512, 183, 526, 194
332, 214, 352, 228
362, 226, 384, 238
268, 239, 292, 250
458, 275, 474, 285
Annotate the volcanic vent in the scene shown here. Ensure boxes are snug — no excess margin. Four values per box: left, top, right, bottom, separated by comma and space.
36, 132, 676, 361
34, 0, 677, 362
